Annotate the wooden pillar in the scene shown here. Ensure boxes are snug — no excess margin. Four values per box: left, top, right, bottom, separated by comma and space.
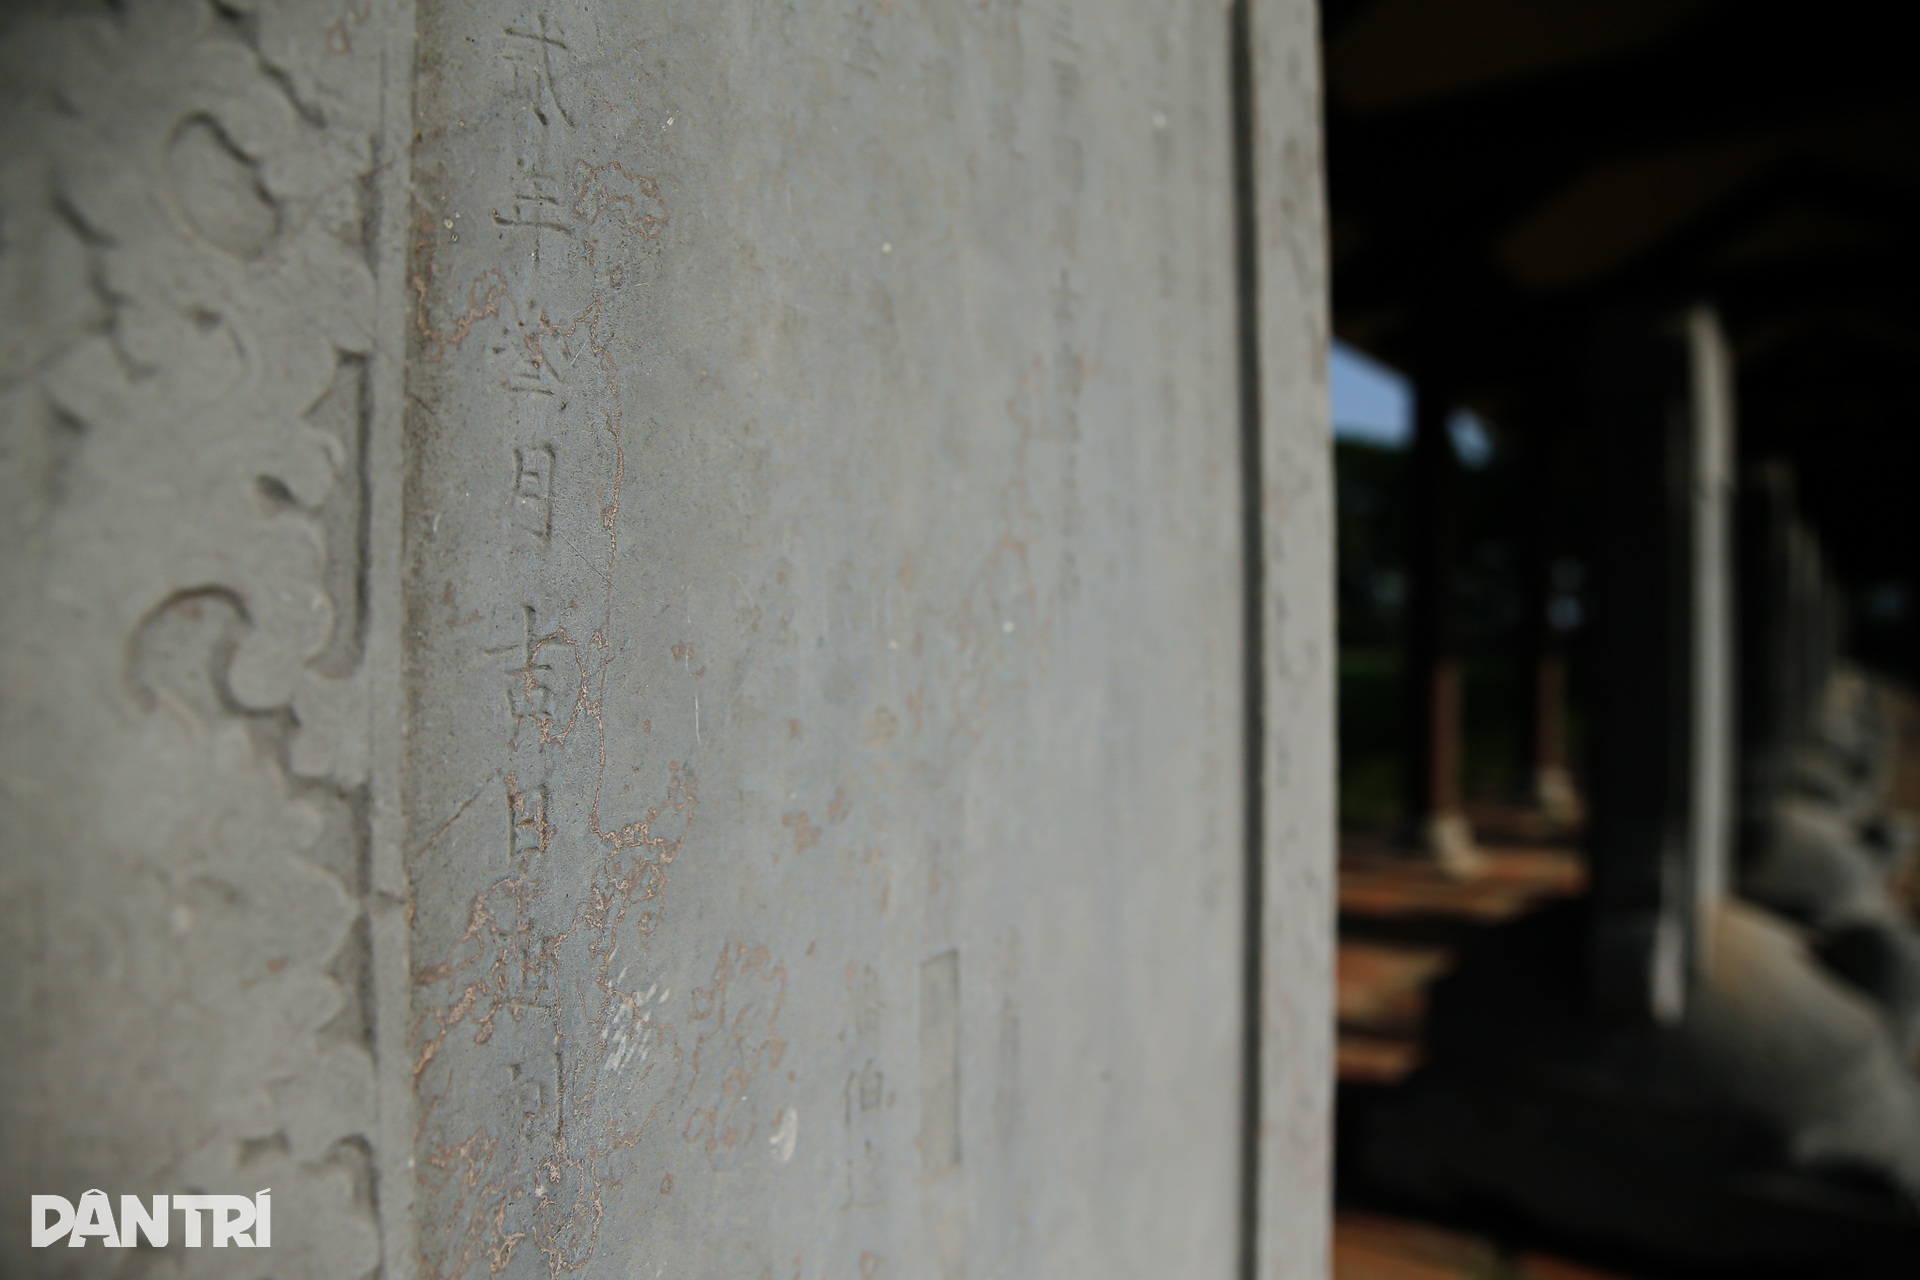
1514, 421, 1582, 826
1402, 386, 1481, 874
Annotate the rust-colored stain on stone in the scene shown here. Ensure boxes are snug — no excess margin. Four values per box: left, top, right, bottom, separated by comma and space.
781, 810, 820, 854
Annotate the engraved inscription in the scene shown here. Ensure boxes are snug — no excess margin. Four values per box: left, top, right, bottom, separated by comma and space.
508, 775, 550, 858
492, 168, 573, 238
512, 443, 555, 537
482, 604, 557, 748
403, 7, 702, 1272
501, 13, 577, 130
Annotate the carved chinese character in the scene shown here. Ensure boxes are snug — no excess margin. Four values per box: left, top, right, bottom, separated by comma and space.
508, 777, 549, 858
511, 444, 554, 538
501, 14, 576, 131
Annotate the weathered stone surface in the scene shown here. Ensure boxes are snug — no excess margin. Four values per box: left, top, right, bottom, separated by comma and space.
0, 1, 1334, 1276
402, 2, 1264, 1275
1246, 1, 1337, 1274
0, 0, 416, 1273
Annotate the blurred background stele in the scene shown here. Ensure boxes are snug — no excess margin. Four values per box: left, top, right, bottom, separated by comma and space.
1321, 0, 1920, 1273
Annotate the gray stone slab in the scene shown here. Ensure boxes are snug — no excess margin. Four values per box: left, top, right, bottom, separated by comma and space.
1244, 1, 1337, 1274
0, 0, 416, 1273
401, 2, 1272, 1276
0, 1, 1334, 1275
